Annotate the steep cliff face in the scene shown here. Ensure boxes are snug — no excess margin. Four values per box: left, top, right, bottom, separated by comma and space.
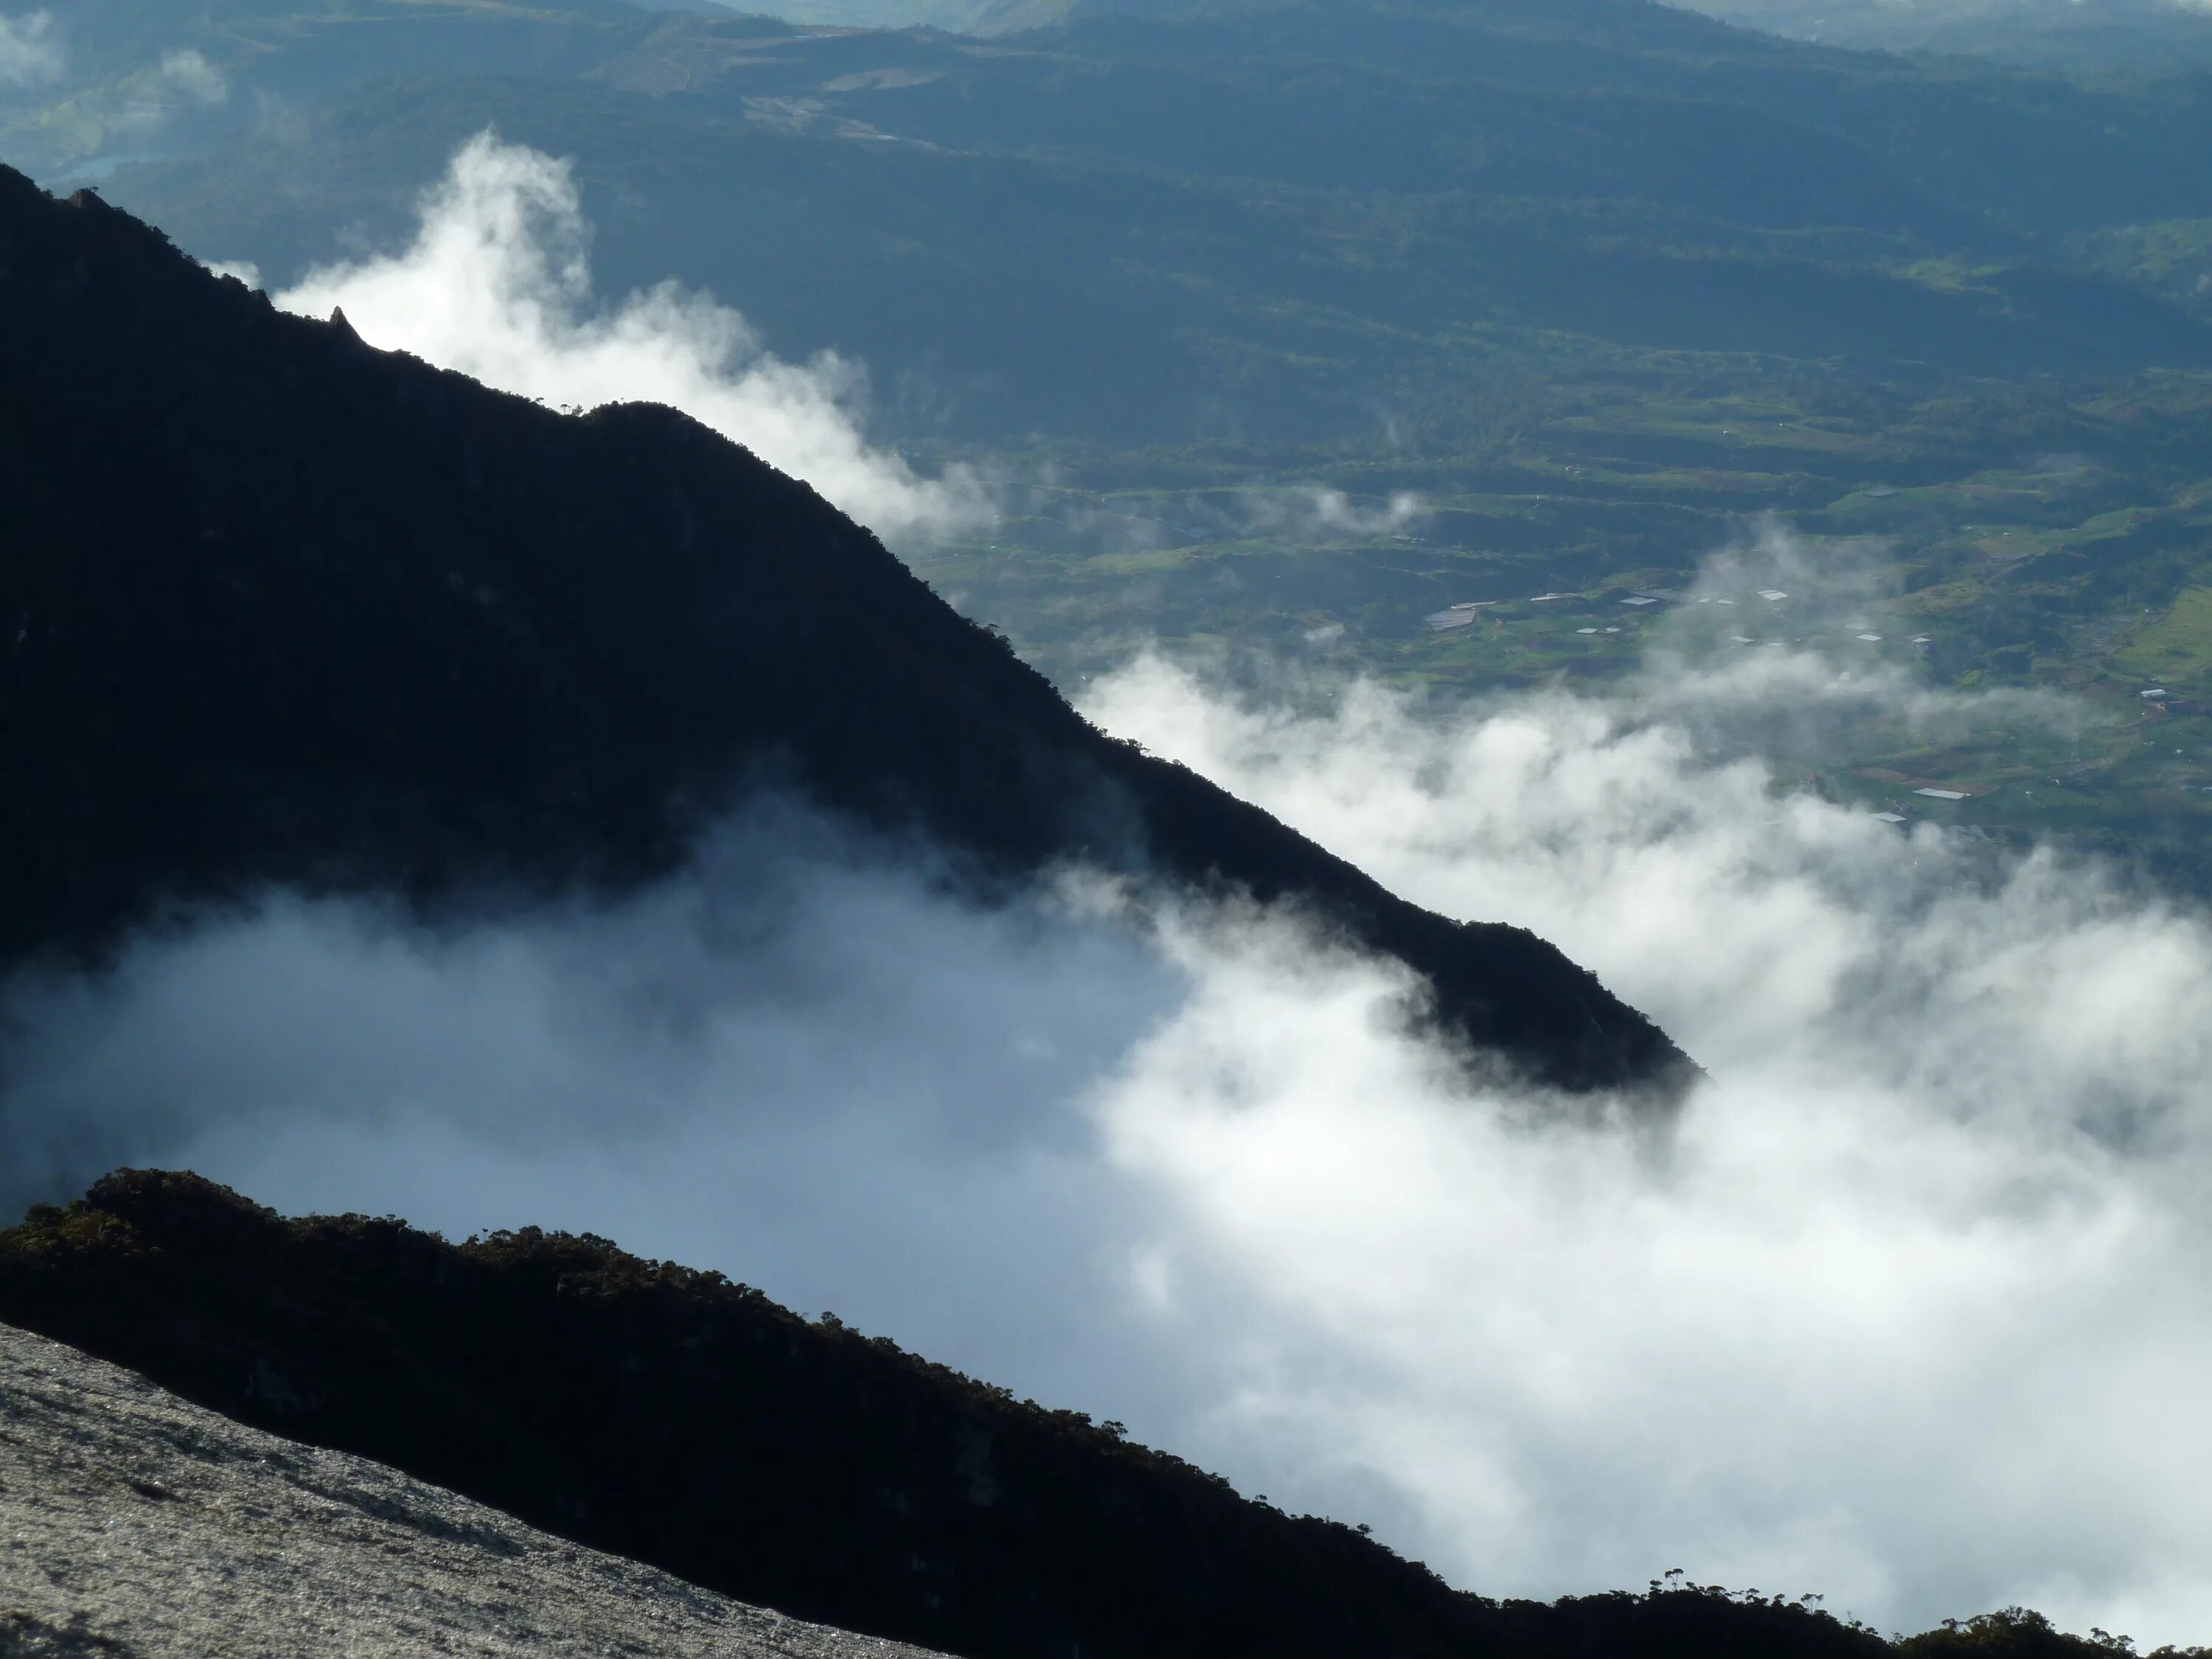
0, 167, 1686, 1093
1, 1172, 1898, 1659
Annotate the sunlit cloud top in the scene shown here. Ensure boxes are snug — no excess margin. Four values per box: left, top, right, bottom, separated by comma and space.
265, 132, 994, 544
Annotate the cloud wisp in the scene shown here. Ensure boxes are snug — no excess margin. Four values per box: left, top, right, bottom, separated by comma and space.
153, 48, 226, 108
267, 132, 992, 543
4, 611, 2211, 1642
1243, 485, 1426, 540
1018, 481, 1427, 560
0, 11, 60, 89
1624, 521, 2086, 764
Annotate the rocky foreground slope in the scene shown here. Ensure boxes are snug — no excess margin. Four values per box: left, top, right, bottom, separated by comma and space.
0, 1321, 944, 1659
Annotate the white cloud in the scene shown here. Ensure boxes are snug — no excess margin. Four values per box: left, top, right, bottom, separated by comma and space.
4, 549, 2211, 1643
1040, 483, 1427, 555
0, 806, 1197, 1436
1079, 653, 2212, 1641
200, 258, 262, 290
0, 11, 61, 89
269, 133, 992, 544
1245, 485, 1425, 540
156, 48, 227, 106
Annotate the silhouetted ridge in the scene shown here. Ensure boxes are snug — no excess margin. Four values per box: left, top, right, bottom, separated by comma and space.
0, 1170, 1916, 1659
0, 166, 1683, 1093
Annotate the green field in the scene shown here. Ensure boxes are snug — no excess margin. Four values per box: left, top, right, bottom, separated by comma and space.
2114, 587, 2212, 695
923, 369, 2212, 875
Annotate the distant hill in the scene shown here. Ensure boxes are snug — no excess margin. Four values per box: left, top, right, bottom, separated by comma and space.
6, 1169, 2177, 1659
43, 0, 2212, 451
1695, 0, 2212, 74
0, 165, 1683, 1093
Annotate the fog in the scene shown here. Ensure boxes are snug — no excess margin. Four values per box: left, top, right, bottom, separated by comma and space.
0, 810, 1194, 1389
260, 133, 992, 543
7, 4, 2207, 1646
6, 568, 2211, 1642
1074, 616, 2212, 1644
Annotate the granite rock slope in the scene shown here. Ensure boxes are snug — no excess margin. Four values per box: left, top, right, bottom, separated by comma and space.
0, 1321, 945, 1659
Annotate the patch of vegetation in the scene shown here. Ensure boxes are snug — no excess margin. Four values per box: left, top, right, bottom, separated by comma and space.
917, 364, 2212, 872
2112, 587, 2212, 694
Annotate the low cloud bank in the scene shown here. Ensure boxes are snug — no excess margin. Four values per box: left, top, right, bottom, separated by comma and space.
1084, 650, 2212, 1638
0, 809, 1191, 1399
265, 133, 992, 543
4, 576, 2211, 1643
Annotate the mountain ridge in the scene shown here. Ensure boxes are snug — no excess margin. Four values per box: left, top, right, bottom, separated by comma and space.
1, 1170, 2198, 1659
0, 164, 1686, 1095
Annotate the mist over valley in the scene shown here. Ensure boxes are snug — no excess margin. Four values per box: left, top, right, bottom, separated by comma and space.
2, 3, 2211, 1656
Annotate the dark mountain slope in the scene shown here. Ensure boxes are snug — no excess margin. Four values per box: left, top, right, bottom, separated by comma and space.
0, 167, 1683, 1093
3, 1174, 2187, 1659
0, 1172, 1901, 1659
